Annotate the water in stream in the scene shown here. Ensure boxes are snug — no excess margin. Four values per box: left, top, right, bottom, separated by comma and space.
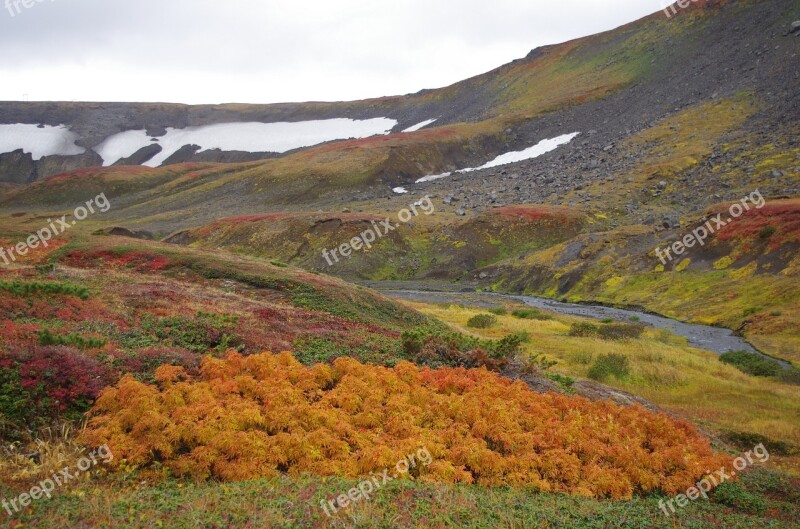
380, 289, 789, 367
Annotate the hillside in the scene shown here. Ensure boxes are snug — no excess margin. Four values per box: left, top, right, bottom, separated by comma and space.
1, 0, 800, 527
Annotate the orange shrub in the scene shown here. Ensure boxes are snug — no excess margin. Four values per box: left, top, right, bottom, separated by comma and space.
82, 352, 728, 499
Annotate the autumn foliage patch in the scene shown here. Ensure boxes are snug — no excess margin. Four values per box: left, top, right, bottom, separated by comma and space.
82, 352, 727, 499
0, 346, 114, 437
712, 200, 800, 251
64, 249, 176, 272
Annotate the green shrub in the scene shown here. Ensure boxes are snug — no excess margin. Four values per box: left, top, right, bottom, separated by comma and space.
569, 322, 600, 338
569, 322, 645, 340
720, 351, 782, 378
136, 313, 243, 354
400, 328, 522, 372
521, 352, 557, 376
292, 334, 402, 367
38, 330, 106, 349
34, 263, 56, 274
487, 334, 524, 361
488, 307, 507, 316
587, 353, 631, 381
467, 314, 497, 329
713, 481, 766, 514
512, 308, 552, 321
546, 373, 575, 388
720, 431, 798, 457
0, 280, 89, 300
759, 225, 777, 239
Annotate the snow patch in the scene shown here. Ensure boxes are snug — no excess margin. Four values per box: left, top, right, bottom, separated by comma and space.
467, 133, 581, 171
94, 118, 398, 167
415, 172, 451, 184
0, 124, 85, 161
94, 130, 155, 167
415, 133, 580, 184
392, 187, 409, 194
402, 119, 437, 133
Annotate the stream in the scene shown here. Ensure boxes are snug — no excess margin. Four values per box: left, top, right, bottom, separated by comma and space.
371, 286, 789, 367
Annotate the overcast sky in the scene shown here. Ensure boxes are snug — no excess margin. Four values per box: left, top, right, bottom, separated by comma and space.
0, 0, 666, 105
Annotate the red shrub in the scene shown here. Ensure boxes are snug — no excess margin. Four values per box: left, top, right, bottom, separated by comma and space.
112, 347, 200, 383
64, 249, 176, 272
713, 200, 800, 250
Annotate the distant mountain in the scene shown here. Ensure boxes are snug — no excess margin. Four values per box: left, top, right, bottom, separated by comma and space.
2, 0, 796, 183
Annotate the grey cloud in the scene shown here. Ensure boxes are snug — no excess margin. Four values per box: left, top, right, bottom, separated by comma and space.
0, 0, 665, 104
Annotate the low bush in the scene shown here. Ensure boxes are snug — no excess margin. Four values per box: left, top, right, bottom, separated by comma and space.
0, 280, 89, 300
139, 313, 243, 354
720, 431, 798, 457
112, 347, 201, 384
545, 373, 575, 388
587, 353, 631, 381
713, 481, 767, 514
0, 347, 114, 438
401, 328, 522, 371
600, 323, 646, 340
759, 225, 777, 239
467, 314, 497, 329
569, 322, 645, 340
569, 322, 600, 338
82, 351, 729, 499
720, 351, 782, 378
38, 330, 106, 349
488, 307, 507, 316
511, 309, 552, 321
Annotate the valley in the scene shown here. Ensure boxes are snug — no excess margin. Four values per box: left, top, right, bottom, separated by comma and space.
1, 0, 799, 527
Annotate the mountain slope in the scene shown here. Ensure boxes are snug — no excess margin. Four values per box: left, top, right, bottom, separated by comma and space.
1, 0, 796, 183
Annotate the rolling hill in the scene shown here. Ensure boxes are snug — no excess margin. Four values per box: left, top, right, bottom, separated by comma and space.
2, 0, 800, 527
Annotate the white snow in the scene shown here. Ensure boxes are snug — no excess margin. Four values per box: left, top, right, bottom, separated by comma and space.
93, 118, 398, 167
402, 119, 437, 133
415, 172, 451, 184
392, 187, 409, 194
467, 133, 581, 171
0, 124, 86, 161
415, 133, 580, 183
94, 130, 154, 166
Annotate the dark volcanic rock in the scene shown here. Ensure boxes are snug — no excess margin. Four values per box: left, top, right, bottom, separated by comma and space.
103, 227, 154, 240
0, 149, 35, 184
161, 144, 202, 165
113, 144, 163, 166
37, 151, 104, 179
